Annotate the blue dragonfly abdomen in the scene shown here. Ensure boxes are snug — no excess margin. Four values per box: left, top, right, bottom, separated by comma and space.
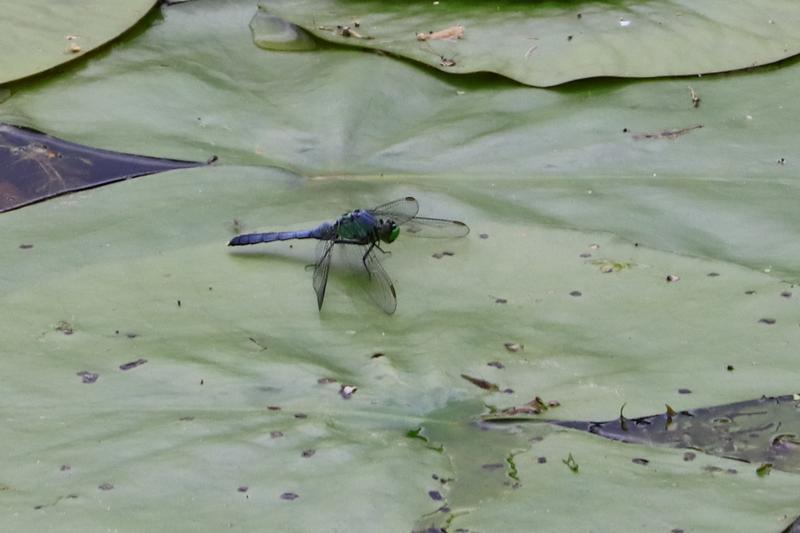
228, 222, 335, 246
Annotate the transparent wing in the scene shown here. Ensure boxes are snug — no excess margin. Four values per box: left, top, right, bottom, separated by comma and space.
362, 246, 397, 314
368, 197, 420, 226
403, 217, 470, 238
312, 239, 335, 311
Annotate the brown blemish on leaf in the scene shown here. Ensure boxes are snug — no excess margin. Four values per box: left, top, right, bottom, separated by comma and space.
416, 25, 464, 41
76, 371, 98, 384
119, 358, 147, 371
460, 374, 499, 392
632, 124, 703, 140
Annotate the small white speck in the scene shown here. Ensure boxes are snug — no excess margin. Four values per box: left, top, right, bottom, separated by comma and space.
456, 90, 465, 95
746, 115, 753, 120
619, 18, 631, 27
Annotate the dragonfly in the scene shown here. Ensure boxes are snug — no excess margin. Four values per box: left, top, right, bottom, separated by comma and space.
228, 197, 469, 314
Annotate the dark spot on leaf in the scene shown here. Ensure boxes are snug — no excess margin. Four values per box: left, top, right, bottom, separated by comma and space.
76, 371, 98, 384
119, 358, 147, 371
34, 505, 44, 510
56, 321, 73, 335
19, 243, 33, 249
302, 449, 315, 458
317, 377, 337, 384
442, 251, 454, 256
294, 413, 307, 419
666, 274, 680, 283
569, 291, 582, 297
177, 300, 181, 307
672, 529, 685, 533
60, 464, 71, 471
200, 379, 204, 385
494, 297, 507, 304
579, 252, 591, 258
238, 486, 248, 493
632, 457, 649, 465
487, 361, 504, 369
503, 342, 523, 352
678, 388, 692, 394
758, 318, 776, 325
726, 469, 738, 475
428, 490, 443, 501
432, 253, 443, 259
179, 416, 194, 421
481, 463, 504, 470
548, 400, 561, 407
781, 291, 792, 298
267, 406, 281, 411
98, 483, 114, 491
479, 233, 489, 239
270, 431, 283, 439
703, 465, 724, 473
125, 332, 138, 338
567, 35, 573, 41
460, 374, 499, 391
503, 388, 514, 394
683, 452, 696, 461
537, 457, 547, 464
370, 352, 385, 359
726, 365, 734, 371
707, 272, 720, 277
280, 492, 298, 500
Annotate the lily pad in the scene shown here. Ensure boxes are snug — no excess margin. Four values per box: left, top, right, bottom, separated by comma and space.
0, 0, 159, 85
3, 167, 800, 530
0, 123, 205, 212
3, 1, 800, 277
260, 0, 800, 86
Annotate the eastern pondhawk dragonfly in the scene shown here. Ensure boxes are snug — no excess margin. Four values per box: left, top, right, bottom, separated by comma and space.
228, 197, 469, 314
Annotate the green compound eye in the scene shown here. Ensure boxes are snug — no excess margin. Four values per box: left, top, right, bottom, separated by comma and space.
388, 224, 400, 243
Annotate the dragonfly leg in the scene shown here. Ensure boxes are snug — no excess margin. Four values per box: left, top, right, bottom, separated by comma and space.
362, 243, 376, 279
374, 243, 391, 256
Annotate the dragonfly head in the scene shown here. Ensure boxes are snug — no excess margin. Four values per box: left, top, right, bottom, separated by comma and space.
377, 219, 400, 243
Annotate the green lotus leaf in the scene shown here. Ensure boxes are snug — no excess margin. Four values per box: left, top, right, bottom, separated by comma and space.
259, 0, 800, 86
3, 0, 800, 278
3, 167, 800, 530
2, 0, 800, 529
0, 0, 158, 85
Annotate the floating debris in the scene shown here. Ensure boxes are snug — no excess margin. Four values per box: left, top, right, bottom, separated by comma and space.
503, 342, 523, 353
76, 371, 98, 384
416, 25, 464, 41
460, 374, 499, 392
280, 492, 298, 500
632, 124, 703, 141
119, 358, 147, 371
55, 321, 74, 335
339, 384, 357, 399
562, 453, 579, 473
